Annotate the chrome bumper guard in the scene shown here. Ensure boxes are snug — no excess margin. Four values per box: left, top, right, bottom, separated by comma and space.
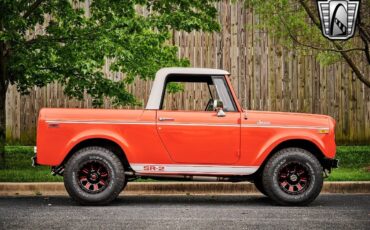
323, 158, 339, 169
31, 156, 39, 167
31, 146, 39, 167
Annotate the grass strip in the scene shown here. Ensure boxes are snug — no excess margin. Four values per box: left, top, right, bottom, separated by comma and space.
0, 146, 369, 182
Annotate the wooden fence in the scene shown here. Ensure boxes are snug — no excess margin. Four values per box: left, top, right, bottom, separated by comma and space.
5, 1, 370, 145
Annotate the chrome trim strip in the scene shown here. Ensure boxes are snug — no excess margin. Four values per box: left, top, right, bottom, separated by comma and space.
45, 120, 329, 130
46, 120, 155, 125
241, 124, 329, 130
45, 120, 238, 127
158, 122, 238, 127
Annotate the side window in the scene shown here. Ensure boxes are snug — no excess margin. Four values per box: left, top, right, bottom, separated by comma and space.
162, 81, 212, 111
161, 75, 237, 112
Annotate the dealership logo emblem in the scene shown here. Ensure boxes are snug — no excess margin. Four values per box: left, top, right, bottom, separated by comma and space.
317, 0, 360, 40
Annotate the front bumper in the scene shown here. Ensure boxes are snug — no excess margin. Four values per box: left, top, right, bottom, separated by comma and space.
323, 158, 339, 170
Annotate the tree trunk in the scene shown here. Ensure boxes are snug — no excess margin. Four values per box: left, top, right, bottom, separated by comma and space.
0, 13, 8, 168
0, 80, 5, 168
0, 38, 6, 168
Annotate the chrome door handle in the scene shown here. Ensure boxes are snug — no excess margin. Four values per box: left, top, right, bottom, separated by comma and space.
158, 117, 175, 121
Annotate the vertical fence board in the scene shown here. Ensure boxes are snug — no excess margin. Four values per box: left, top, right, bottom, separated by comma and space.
4, 1, 370, 145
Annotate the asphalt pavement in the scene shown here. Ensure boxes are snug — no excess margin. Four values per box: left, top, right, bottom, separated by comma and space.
0, 194, 369, 229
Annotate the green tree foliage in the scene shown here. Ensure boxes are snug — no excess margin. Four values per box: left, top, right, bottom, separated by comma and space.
244, 0, 370, 87
0, 0, 221, 166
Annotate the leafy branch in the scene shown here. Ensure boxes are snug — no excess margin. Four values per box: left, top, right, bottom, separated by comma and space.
23, 0, 45, 19
245, 0, 370, 87
298, 0, 370, 87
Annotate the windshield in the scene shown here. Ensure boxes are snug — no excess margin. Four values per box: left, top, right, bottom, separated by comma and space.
212, 76, 237, 112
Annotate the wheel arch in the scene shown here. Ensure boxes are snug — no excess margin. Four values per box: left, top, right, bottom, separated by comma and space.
62, 138, 131, 170
254, 139, 327, 177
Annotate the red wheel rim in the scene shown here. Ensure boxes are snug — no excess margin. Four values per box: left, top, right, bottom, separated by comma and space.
277, 162, 311, 195
77, 161, 110, 193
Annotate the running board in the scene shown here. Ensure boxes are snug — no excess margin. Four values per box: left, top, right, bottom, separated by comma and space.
129, 164, 259, 176
127, 173, 252, 182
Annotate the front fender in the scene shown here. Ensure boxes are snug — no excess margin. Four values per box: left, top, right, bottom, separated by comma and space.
243, 129, 333, 166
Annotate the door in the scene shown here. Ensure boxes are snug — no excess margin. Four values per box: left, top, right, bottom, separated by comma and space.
156, 75, 241, 165
157, 111, 240, 164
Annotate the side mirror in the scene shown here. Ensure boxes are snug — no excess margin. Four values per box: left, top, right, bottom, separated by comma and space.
213, 100, 226, 117
243, 109, 248, 120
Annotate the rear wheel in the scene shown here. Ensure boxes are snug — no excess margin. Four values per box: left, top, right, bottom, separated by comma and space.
262, 148, 323, 206
64, 146, 125, 205
253, 174, 267, 196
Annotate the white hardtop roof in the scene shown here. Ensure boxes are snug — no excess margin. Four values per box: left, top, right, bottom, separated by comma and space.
146, 67, 230, 109
155, 67, 229, 78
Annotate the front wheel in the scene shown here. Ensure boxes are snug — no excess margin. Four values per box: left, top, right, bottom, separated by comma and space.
64, 146, 125, 205
262, 148, 323, 206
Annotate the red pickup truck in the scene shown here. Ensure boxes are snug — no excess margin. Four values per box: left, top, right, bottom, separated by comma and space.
34, 67, 338, 205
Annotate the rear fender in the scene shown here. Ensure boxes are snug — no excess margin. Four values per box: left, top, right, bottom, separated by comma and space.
60, 129, 131, 164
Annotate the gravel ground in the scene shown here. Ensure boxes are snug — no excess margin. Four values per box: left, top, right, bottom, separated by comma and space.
0, 194, 369, 230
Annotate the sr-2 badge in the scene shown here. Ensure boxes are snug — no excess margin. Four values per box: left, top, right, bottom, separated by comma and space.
317, 0, 360, 40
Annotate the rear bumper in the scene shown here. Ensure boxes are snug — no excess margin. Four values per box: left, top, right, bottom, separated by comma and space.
31, 146, 39, 167
31, 156, 39, 167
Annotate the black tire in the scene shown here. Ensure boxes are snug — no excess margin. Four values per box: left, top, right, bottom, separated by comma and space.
254, 174, 267, 196
64, 146, 125, 205
262, 148, 323, 206
120, 178, 128, 193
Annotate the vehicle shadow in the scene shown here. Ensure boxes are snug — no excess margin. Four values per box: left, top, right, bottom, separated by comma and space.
0, 194, 272, 207
112, 194, 274, 207
0, 194, 336, 207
